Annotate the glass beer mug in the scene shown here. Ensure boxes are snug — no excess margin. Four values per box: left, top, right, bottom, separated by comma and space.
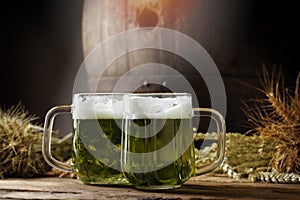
121, 93, 225, 190
42, 93, 128, 185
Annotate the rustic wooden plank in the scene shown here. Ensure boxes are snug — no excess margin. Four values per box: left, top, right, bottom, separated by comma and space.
0, 174, 299, 200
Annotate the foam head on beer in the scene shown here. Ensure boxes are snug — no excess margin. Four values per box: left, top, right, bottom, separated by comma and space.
126, 94, 193, 119
72, 94, 124, 119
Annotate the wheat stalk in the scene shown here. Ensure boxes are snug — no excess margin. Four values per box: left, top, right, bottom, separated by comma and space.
249, 172, 300, 183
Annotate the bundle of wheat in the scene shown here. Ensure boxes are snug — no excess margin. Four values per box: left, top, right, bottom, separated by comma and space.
195, 68, 300, 183
244, 67, 300, 173
0, 104, 49, 178
0, 104, 72, 178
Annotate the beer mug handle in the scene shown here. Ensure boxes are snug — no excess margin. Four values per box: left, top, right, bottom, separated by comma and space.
42, 105, 72, 172
193, 108, 226, 175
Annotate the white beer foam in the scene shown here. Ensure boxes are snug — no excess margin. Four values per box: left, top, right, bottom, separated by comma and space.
127, 95, 193, 119
72, 94, 124, 119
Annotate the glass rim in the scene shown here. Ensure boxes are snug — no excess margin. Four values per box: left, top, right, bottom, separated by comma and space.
73, 92, 192, 98
73, 92, 130, 97
126, 92, 191, 97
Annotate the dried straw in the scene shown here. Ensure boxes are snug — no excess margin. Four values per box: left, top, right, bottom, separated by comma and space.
0, 104, 71, 178
195, 132, 300, 183
0, 103, 49, 178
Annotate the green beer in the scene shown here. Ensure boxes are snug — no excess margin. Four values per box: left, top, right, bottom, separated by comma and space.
122, 94, 197, 189
72, 119, 128, 184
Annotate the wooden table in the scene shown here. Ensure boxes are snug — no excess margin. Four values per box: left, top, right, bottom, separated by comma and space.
0, 174, 299, 199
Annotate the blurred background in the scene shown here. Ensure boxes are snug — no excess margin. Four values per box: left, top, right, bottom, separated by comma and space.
0, 0, 299, 134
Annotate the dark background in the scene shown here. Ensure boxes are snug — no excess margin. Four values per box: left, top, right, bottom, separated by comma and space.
0, 0, 299, 133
